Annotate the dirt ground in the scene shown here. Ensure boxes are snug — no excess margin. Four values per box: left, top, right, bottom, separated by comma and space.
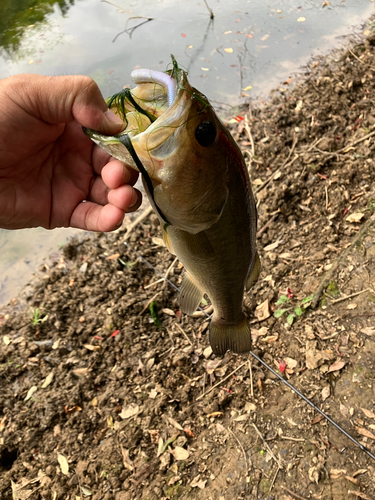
1, 27, 375, 500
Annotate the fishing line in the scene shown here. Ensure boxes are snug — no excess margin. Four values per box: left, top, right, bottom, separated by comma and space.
124, 239, 375, 463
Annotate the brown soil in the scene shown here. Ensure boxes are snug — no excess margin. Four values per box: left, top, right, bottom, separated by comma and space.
1, 30, 375, 500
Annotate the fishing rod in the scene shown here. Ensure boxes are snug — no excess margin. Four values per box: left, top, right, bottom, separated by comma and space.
124, 240, 375, 462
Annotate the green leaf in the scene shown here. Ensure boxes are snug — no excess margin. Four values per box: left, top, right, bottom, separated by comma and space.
294, 307, 303, 316
275, 295, 290, 305
274, 309, 287, 318
301, 294, 314, 305
287, 313, 295, 325
149, 301, 162, 329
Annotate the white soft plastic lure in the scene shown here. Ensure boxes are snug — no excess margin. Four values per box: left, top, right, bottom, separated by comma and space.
131, 69, 176, 107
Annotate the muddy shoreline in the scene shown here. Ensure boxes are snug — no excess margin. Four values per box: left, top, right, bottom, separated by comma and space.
1, 28, 375, 500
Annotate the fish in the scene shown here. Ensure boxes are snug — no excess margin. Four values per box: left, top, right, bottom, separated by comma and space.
84, 56, 260, 356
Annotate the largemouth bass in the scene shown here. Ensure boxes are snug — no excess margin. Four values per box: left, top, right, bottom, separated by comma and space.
84, 56, 260, 356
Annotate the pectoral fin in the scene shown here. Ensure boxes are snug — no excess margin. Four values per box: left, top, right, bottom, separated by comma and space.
179, 272, 204, 315
184, 231, 214, 259
246, 251, 261, 291
209, 315, 252, 356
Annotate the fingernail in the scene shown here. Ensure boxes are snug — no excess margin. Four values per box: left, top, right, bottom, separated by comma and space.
105, 109, 124, 126
129, 190, 139, 209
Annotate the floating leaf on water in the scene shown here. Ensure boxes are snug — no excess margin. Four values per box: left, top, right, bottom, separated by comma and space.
181, 33, 186, 37
57, 452, 69, 475
25, 386, 38, 401
224, 48, 233, 53
201, 67, 209, 71
223, 30, 232, 34
297, 16, 306, 22
243, 85, 252, 91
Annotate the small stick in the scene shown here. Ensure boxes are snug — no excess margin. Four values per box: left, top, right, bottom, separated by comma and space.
330, 288, 370, 305
175, 323, 193, 345
281, 486, 308, 500
124, 206, 153, 241
348, 491, 374, 500
192, 305, 214, 317
138, 291, 162, 316
257, 212, 279, 238
348, 49, 375, 71
248, 359, 254, 397
144, 278, 164, 290
252, 423, 281, 467
269, 464, 280, 493
162, 257, 179, 290
203, 0, 214, 19
196, 362, 247, 401
280, 436, 305, 442
227, 427, 249, 474
325, 184, 329, 209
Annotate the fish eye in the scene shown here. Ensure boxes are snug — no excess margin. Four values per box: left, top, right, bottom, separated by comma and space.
195, 121, 216, 147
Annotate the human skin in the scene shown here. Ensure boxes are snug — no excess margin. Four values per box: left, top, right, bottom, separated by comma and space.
0, 74, 142, 231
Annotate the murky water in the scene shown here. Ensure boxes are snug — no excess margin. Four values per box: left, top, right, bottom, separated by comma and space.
0, 0, 373, 305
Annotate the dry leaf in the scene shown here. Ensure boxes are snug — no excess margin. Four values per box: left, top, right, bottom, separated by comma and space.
120, 403, 139, 419
203, 346, 213, 358
297, 16, 306, 22
151, 237, 165, 247
83, 344, 101, 351
263, 240, 282, 252
260, 334, 278, 343
205, 358, 222, 374
72, 367, 90, 376
41, 371, 54, 389
107, 253, 120, 260
25, 386, 38, 401
121, 446, 134, 471
57, 453, 69, 475
3, 335, 10, 345
190, 474, 207, 489
361, 408, 375, 420
172, 446, 190, 460
255, 299, 270, 321
346, 303, 357, 310
207, 411, 223, 418
328, 360, 346, 373
321, 386, 330, 402
361, 327, 375, 336
0, 416, 7, 432
285, 357, 298, 369
346, 212, 364, 223
356, 427, 375, 440
161, 308, 175, 316
224, 48, 233, 53
166, 416, 184, 431
330, 468, 346, 479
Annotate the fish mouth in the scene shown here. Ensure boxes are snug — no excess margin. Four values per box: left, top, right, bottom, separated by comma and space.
83, 55, 193, 171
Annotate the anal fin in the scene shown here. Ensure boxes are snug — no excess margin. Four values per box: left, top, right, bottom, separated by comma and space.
209, 315, 251, 356
179, 272, 204, 315
246, 251, 261, 291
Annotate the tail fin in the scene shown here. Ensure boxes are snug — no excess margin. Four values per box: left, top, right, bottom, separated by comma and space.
209, 315, 251, 356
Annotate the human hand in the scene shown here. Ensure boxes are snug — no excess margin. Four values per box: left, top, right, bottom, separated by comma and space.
0, 74, 142, 231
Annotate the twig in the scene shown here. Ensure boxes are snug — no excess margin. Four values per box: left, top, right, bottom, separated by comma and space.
228, 427, 249, 474
123, 206, 153, 241
252, 423, 281, 467
138, 291, 162, 316
269, 464, 280, 493
325, 184, 329, 209
256, 212, 280, 238
175, 323, 193, 345
280, 435, 305, 442
254, 136, 298, 195
203, 0, 214, 19
101, 0, 131, 13
162, 257, 178, 290
348, 491, 374, 500
313, 128, 375, 159
349, 48, 375, 71
248, 359, 253, 397
330, 288, 370, 305
192, 305, 213, 317
196, 362, 247, 401
311, 216, 375, 308
281, 486, 309, 500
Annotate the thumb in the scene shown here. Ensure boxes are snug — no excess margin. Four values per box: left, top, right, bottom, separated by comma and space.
8, 74, 124, 135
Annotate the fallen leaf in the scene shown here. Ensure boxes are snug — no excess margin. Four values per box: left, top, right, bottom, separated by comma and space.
207, 411, 223, 418
223, 30, 232, 34
321, 386, 330, 402
330, 468, 346, 479
260, 334, 278, 343
328, 360, 346, 373
260, 34, 269, 41
243, 85, 252, 91
151, 237, 165, 247
297, 16, 306, 22
41, 371, 54, 389
83, 344, 101, 351
285, 357, 298, 369
201, 67, 209, 71
166, 416, 184, 431
72, 367, 90, 376
361, 408, 375, 420
121, 446, 134, 471
120, 403, 139, 419
3, 335, 10, 345
161, 308, 175, 316
361, 327, 375, 336
224, 48, 233, 53
171, 446, 189, 460
203, 346, 213, 358
25, 386, 38, 401
346, 303, 357, 310
190, 474, 207, 489
255, 299, 270, 321
57, 453, 69, 475
107, 253, 120, 260
355, 427, 375, 440
346, 212, 364, 223
181, 33, 186, 37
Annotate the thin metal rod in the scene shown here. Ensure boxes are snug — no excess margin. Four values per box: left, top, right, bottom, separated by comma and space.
124, 241, 375, 462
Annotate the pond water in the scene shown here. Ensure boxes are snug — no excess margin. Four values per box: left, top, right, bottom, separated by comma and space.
0, 0, 373, 305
